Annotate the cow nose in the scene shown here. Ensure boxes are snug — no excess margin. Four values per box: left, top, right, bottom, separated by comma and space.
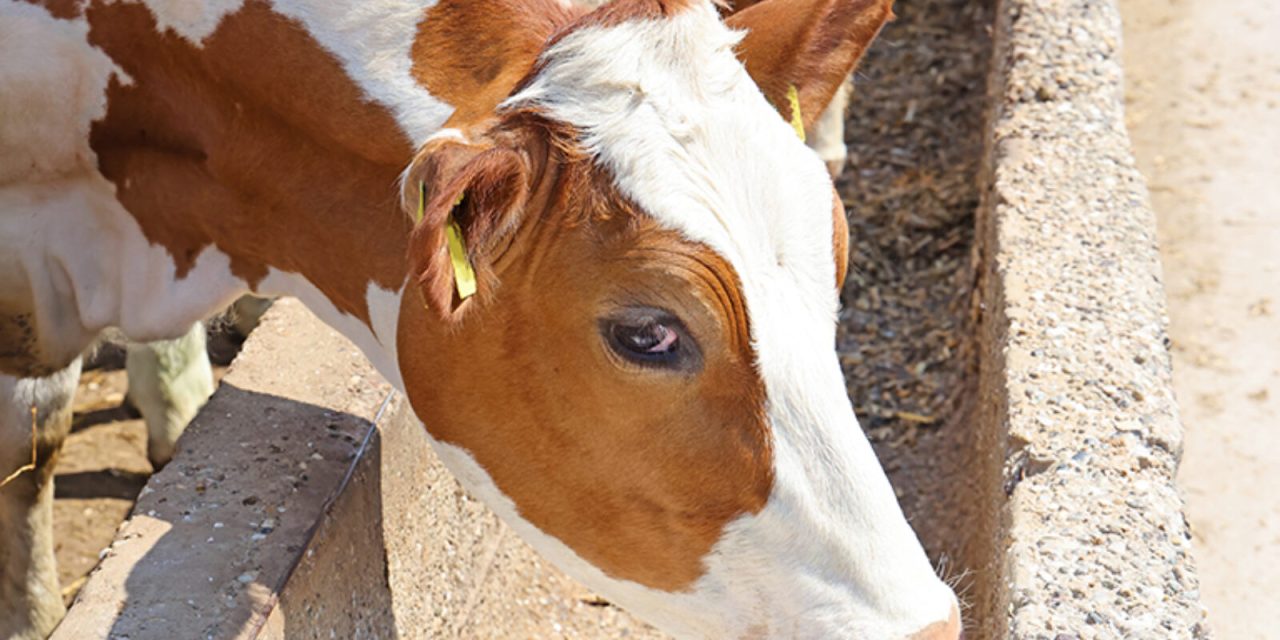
907, 602, 962, 640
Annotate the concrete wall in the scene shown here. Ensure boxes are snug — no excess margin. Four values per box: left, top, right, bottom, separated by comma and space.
53, 299, 394, 639
972, 0, 1209, 637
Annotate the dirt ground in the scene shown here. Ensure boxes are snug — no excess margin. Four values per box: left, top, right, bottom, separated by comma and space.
1120, 0, 1280, 637
52, 334, 239, 604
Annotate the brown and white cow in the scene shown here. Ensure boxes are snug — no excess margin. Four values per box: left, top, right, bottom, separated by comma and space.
0, 0, 960, 638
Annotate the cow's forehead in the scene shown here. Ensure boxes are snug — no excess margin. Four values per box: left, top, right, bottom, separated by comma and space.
506, 2, 840, 320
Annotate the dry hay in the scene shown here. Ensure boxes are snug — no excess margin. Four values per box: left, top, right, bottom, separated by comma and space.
835, 0, 992, 447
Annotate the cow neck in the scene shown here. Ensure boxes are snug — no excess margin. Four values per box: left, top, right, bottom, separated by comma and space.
85, 1, 419, 327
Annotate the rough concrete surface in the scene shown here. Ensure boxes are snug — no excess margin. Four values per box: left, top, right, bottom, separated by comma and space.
1119, 0, 1280, 637
976, 0, 1209, 637
54, 328, 240, 604
54, 299, 392, 638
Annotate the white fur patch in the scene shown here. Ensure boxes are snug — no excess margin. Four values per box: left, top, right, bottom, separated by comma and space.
365, 284, 405, 390
0, 173, 248, 367
125, 321, 215, 465
124, 0, 455, 142
507, 3, 957, 636
269, 0, 454, 143
255, 270, 405, 390
133, 0, 245, 44
0, 1, 119, 184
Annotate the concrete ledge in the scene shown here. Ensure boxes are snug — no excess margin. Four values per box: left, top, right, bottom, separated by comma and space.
973, 0, 1209, 637
54, 299, 393, 638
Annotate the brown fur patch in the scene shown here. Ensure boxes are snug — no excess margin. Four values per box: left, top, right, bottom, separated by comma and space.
83, 0, 414, 323
412, 0, 579, 126
22, 0, 83, 20
832, 188, 849, 288
397, 112, 771, 591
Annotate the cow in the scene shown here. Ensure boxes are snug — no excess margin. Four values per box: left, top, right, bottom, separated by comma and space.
0, 0, 962, 638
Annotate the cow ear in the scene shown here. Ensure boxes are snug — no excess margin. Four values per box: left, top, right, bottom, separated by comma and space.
727, 0, 893, 131
831, 187, 849, 289
400, 133, 532, 321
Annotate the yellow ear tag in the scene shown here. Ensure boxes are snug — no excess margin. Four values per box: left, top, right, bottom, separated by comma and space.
787, 84, 806, 142
444, 192, 477, 301
414, 181, 430, 224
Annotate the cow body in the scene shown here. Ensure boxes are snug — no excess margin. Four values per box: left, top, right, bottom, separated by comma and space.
0, 1, 960, 638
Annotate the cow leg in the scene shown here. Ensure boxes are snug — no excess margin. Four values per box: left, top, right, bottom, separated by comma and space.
0, 359, 80, 640
125, 322, 214, 469
227, 295, 273, 338
808, 76, 853, 177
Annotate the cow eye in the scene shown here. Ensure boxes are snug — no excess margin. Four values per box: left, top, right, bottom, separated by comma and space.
601, 308, 700, 371
614, 321, 677, 355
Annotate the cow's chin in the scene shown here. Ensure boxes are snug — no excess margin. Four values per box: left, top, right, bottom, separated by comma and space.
415, 417, 959, 640
587, 505, 962, 640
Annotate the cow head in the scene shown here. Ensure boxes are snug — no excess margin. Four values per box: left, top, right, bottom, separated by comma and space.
395, 1, 961, 637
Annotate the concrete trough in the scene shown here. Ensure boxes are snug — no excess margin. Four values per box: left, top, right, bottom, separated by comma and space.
54, 0, 1209, 637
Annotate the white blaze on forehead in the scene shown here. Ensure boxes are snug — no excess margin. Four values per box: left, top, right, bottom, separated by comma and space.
507, 3, 838, 294
505, 2, 957, 636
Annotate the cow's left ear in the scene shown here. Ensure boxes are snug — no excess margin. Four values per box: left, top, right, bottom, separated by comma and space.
400, 131, 533, 321
727, 0, 893, 131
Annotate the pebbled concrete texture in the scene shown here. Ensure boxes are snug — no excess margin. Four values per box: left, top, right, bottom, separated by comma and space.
974, 0, 1209, 637
53, 299, 393, 639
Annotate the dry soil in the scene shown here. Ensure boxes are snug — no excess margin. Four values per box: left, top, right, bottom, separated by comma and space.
1120, 0, 1280, 637
53, 333, 239, 604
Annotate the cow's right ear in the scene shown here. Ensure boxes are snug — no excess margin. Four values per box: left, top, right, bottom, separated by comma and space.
727, 0, 893, 131
400, 132, 532, 321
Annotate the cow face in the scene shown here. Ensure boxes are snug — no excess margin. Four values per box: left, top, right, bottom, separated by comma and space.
396, 1, 960, 638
